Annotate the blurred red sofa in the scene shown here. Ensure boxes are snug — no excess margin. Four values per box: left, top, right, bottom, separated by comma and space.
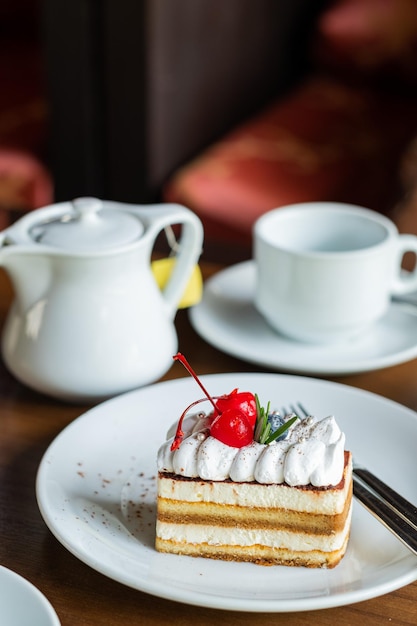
164, 0, 417, 261
0, 0, 53, 229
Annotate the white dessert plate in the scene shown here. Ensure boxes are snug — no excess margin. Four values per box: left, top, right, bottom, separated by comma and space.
189, 261, 417, 375
0, 566, 60, 626
36, 373, 417, 612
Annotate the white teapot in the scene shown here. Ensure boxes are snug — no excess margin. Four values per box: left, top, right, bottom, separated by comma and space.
0, 197, 203, 402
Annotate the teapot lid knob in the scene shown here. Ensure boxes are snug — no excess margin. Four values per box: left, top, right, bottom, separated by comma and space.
73, 197, 102, 218
30, 197, 144, 250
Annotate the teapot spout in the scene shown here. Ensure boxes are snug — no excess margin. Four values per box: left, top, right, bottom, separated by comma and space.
0, 245, 51, 313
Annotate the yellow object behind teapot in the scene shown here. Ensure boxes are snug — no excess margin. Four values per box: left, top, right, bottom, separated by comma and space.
152, 257, 203, 308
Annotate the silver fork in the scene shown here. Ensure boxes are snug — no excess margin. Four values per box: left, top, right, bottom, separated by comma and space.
283, 402, 417, 557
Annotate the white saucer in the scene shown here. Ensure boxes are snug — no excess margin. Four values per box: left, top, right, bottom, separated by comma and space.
0, 566, 60, 626
36, 373, 417, 612
189, 261, 417, 375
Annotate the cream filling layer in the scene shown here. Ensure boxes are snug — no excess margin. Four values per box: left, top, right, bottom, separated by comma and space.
158, 459, 352, 514
156, 505, 352, 552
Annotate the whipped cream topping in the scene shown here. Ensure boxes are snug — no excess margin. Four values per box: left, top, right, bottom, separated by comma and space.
157, 412, 346, 487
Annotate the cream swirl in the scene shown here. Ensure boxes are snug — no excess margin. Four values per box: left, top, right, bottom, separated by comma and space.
157, 413, 345, 487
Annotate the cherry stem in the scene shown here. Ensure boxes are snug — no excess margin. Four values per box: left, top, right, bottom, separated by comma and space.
171, 397, 207, 451
173, 353, 219, 415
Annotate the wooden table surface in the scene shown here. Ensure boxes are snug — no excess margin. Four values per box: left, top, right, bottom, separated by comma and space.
1, 263, 417, 625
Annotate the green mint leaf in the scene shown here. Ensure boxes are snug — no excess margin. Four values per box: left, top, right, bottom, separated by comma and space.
254, 394, 298, 444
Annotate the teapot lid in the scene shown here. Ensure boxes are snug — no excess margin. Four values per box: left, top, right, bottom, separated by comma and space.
30, 197, 144, 250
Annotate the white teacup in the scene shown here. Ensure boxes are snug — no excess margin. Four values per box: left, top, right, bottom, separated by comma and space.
254, 202, 417, 344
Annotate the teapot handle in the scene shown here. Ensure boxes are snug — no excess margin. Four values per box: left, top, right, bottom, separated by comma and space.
130, 203, 204, 318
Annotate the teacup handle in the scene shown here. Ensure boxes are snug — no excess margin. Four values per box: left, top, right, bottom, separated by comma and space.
392, 235, 417, 295
130, 203, 204, 318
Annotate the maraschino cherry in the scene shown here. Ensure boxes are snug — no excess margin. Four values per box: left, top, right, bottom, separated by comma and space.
210, 408, 253, 447
215, 388, 257, 427
171, 353, 256, 450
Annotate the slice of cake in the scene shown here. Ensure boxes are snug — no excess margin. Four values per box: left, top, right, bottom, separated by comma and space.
155, 354, 352, 568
